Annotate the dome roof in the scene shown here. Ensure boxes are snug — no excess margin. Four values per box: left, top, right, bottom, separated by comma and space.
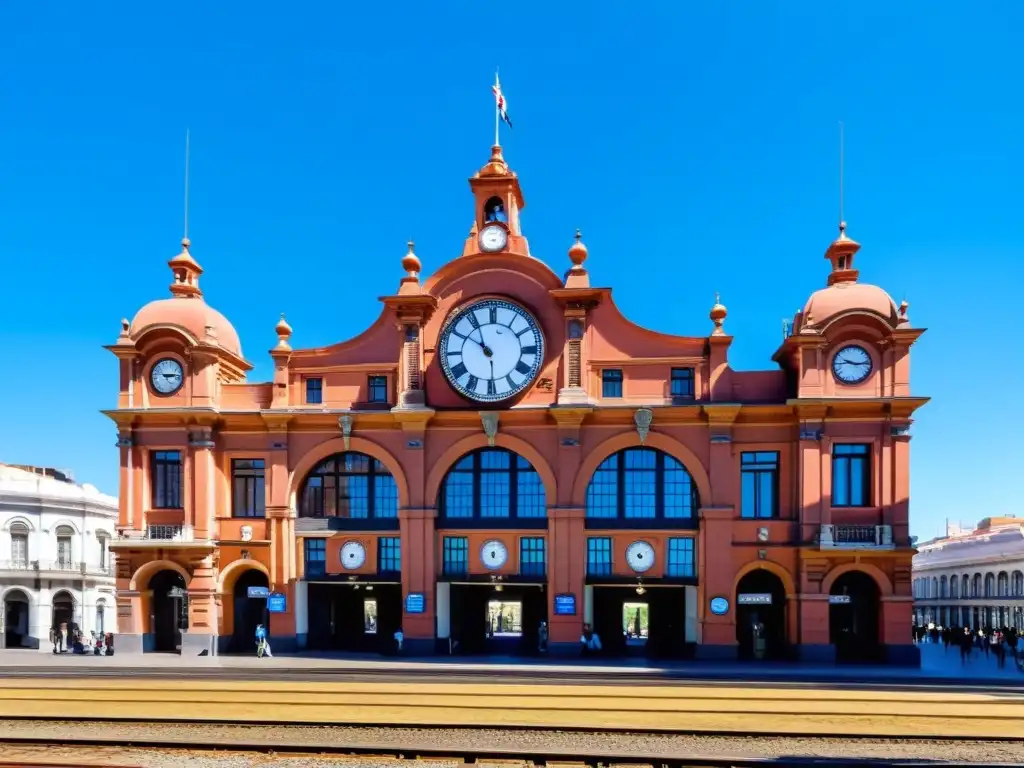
802, 282, 899, 327
131, 297, 243, 358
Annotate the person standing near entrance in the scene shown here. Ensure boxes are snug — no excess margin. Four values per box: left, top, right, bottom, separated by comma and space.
393, 626, 404, 654
538, 621, 548, 654
255, 623, 272, 657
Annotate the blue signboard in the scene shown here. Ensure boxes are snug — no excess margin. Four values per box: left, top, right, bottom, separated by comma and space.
554, 593, 576, 616
267, 592, 287, 613
709, 596, 730, 616
405, 592, 426, 614
247, 586, 269, 599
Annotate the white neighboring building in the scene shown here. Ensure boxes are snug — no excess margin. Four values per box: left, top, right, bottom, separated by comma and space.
912, 517, 1024, 630
0, 464, 117, 651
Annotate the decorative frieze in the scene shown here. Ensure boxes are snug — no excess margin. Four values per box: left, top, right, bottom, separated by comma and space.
339, 414, 353, 450
634, 408, 653, 444
480, 412, 499, 446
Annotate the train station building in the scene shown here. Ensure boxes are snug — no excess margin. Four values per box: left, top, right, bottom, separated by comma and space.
106, 143, 926, 663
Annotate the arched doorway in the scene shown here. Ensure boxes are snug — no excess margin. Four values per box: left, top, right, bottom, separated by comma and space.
150, 570, 187, 653
231, 569, 269, 653
735, 570, 787, 660
3, 590, 31, 649
829, 570, 881, 663
51, 591, 75, 632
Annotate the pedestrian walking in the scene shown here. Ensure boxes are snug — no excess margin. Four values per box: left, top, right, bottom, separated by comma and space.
255, 623, 272, 657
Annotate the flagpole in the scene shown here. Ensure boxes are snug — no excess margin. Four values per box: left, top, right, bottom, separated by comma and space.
494, 70, 500, 146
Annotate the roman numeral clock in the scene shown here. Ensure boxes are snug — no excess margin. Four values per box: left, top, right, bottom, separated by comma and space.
439, 299, 544, 402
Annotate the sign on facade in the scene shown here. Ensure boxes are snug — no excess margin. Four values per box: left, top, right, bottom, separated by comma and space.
267, 592, 287, 613
554, 593, 576, 616
405, 592, 426, 614
247, 586, 270, 599
828, 594, 852, 604
737, 593, 772, 605
709, 596, 730, 615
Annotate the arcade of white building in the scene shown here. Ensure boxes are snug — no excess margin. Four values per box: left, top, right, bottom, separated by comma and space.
0, 464, 117, 651
912, 518, 1024, 630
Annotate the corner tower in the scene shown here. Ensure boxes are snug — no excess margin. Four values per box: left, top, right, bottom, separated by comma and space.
461, 145, 530, 257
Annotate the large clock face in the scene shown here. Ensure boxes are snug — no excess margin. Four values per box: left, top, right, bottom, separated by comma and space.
626, 541, 656, 573
832, 344, 873, 384
439, 299, 544, 403
340, 541, 367, 570
150, 358, 184, 395
481, 540, 509, 570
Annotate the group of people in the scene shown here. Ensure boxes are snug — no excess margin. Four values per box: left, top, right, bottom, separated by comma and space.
50, 622, 113, 656
916, 623, 1024, 670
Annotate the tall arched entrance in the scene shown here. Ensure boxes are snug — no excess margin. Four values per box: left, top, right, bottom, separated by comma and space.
51, 591, 75, 632
150, 570, 187, 653
231, 569, 270, 653
3, 590, 31, 649
829, 570, 882, 663
735, 570, 787, 660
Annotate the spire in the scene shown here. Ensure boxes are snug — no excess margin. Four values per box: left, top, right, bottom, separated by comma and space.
398, 240, 424, 295
564, 229, 590, 289
709, 292, 728, 336
168, 237, 204, 298
824, 221, 861, 286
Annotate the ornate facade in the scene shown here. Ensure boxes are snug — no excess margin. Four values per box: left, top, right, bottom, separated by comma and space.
107, 144, 926, 662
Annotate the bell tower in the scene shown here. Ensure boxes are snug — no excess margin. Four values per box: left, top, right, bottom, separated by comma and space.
462, 145, 530, 257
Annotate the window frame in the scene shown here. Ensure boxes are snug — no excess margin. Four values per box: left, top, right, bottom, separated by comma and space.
740, 451, 780, 519
368, 375, 388, 404
150, 450, 183, 509
585, 447, 699, 529
831, 443, 871, 507
305, 377, 323, 405
519, 536, 546, 578
231, 458, 266, 518
601, 369, 623, 398
442, 536, 469, 577
10, 529, 28, 566
297, 452, 399, 529
666, 537, 697, 579
377, 536, 401, 576
437, 448, 547, 529
303, 538, 327, 578
670, 367, 695, 400
586, 537, 612, 577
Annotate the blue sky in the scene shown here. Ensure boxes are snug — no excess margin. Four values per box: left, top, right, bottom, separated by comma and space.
1, 2, 1019, 538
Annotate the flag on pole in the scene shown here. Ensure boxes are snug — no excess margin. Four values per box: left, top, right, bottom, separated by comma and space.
493, 75, 513, 130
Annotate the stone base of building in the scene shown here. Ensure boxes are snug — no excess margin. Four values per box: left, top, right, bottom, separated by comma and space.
694, 643, 739, 660
884, 643, 920, 666
797, 643, 836, 663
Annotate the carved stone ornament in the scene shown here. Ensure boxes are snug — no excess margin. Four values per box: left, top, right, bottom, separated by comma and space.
240, 525, 253, 542
339, 414, 353, 451
634, 408, 653, 444
480, 412, 499, 447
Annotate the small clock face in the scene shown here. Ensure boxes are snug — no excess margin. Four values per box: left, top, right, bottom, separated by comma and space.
832, 344, 873, 384
481, 540, 508, 570
479, 225, 508, 253
626, 541, 656, 573
340, 541, 367, 570
439, 299, 544, 403
150, 358, 184, 395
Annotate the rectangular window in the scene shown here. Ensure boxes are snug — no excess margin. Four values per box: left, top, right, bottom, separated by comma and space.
368, 375, 388, 404
151, 450, 183, 509
443, 536, 469, 577
57, 537, 72, 569
99, 539, 108, 570
11, 534, 28, 567
666, 537, 696, 577
587, 537, 612, 577
305, 377, 323, 404
832, 443, 871, 507
231, 459, 266, 518
519, 537, 546, 578
740, 451, 779, 519
304, 538, 326, 578
670, 367, 695, 399
378, 536, 401, 575
602, 369, 623, 398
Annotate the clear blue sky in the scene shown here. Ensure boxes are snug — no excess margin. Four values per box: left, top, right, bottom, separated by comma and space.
1, 2, 1020, 539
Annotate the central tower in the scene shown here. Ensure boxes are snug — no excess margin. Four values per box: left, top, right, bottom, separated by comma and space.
461, 145, 530, 257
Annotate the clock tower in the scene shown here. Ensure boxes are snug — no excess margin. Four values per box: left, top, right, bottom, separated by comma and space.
461, 144, 530, 258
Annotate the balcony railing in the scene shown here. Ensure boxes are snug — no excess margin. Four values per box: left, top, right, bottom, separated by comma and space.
820, 524, 894, 550
0, 560, 115, 577
110, 524, 212, 548
0, 560, 32, 571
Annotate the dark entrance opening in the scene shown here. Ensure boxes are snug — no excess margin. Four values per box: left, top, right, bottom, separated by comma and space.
3, 590, 31, 649
646, 587, 687, 658
449, 583, 546, 655
51, 591, 74, 633
735, 570, 787, 660
830, 570, 882, 663
592, 586, 689, 658
150, 570, 187, 653
306, 583, 402, 653
230, 569, 269, 653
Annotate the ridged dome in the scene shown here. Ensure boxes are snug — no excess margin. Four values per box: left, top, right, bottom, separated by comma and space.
802, 282, 899, 327
131, 297, 243, 358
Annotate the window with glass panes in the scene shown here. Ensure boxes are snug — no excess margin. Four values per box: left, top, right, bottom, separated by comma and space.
151, 451, 183, 508
740, 452, 778, 519
519, 537, 546, 578
586, 447, 698, 523
831, 444, 870, 507
304, 538, 326, 578
587, 537, 612, 576
443, 537, 469, 576
670, 367, 695, 399
231, 459, 266, 517
368, 375, 388, 403
305, 377, 323, 404
439, 448, 545, 522
299, 452, 398, 519
602, 369, 623, 397
666, 537, 696, 577
378, 537, 401, 575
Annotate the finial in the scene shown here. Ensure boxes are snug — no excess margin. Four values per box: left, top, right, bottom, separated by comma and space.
898, 299, 910, 325
402, 240, 422, 278
183, 129, 190, 241
119, 318, 130, 337
274, 313, 293, 351
568, 228, 588, 268
782, 318, 791, 339
710, 293, 727, 336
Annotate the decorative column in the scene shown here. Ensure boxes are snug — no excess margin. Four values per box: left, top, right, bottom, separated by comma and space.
797, 404, 828, 538
262, 413, 295, 650
188, 425, 216, 541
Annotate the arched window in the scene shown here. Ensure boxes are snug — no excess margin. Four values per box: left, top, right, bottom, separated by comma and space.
940, 575, 948, 598
439, 448, 545, 525
299, 452, 398, 523
9, 522, 29, 568
961, 574, 970, 598
984, 573, 995, 598
950, 576, 959, 599
972, 573, 982, 598
1013, 571, 1024, 597
483, 196, 507, 223
55, 525, 75, 570
931, 577, 938, 599
585, 447, 699, 526
997, 571, 1009, 597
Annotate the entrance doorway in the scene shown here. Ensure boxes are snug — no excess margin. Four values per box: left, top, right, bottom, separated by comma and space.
591, 586, 688, 658
150, 570, 187, 653
306, 583, 402, 653
51, 591, 75, 634
231, 569, 269, 653
829, 570, 882, 663
3, 590, 31, 649
735, 570, 788, 660
449, 584, 546, 655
